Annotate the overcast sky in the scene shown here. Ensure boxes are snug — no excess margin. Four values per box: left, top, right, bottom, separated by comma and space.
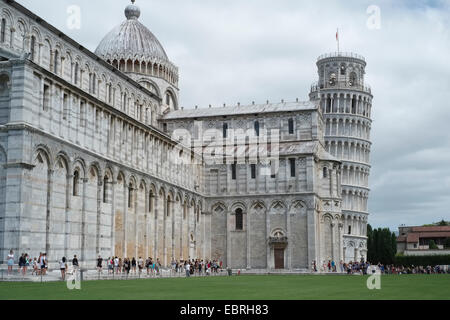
16, 0, 450, 230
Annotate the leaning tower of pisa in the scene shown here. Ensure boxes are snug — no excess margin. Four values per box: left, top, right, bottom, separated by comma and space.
309, 52, 373, 262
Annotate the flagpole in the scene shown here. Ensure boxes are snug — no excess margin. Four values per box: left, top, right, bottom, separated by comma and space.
337, 28, 340, 53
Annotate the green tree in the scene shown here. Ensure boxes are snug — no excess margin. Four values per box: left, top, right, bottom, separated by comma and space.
428, 240, 438, 250
437, 220, 449, 226
366, 224, 397, 264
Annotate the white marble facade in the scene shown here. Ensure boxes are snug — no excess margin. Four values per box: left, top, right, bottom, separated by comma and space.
0, 0, 371, 270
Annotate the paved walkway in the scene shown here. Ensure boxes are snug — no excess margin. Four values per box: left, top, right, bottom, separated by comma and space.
0, 269, 228, 282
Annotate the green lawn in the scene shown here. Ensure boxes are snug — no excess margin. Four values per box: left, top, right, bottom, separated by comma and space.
0, 274, 449, 300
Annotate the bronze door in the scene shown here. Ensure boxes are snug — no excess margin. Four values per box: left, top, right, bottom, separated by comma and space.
274, 248, 284, 269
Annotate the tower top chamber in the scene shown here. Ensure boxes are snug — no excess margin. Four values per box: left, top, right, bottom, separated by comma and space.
311, 52, 372, 98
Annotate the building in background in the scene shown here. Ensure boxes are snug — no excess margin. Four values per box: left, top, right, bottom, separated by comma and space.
397, 225, 450, 255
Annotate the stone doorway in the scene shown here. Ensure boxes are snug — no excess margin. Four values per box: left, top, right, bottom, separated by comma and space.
274, 248, 285, 269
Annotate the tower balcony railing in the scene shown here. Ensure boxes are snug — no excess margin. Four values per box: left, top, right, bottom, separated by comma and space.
317, 52, 365, 61
310, 81, 372, 95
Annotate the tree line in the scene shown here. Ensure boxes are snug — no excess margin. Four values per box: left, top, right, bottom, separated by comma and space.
366, 224, 397, 265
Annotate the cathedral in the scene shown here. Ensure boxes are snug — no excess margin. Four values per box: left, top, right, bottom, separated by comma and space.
0, 0, 372, 271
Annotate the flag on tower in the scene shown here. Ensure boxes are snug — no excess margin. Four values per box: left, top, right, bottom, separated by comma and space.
336, 28, 340, 53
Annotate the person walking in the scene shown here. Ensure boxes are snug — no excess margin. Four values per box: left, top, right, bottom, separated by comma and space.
72, 255, 79, 274
97, 255, 103, 274
138, 257, 144, 275
23, 254, 30, 276
156, 258, 161, 275
124, 258, 131, 276
185, 261, 190, 277
145, 257, 151, 275
18, 253, 25, 274
6, 250, 14, 275
36, 253, 42, 275
114, 256, 119, 274
31, 257, 38, 276
40, 253, 47, 276
131, 257, 137, 274
108, 257, 114, 274
59, 257, 68, 281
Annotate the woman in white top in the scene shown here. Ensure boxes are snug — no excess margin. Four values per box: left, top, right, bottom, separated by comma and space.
60, 257, 68, 281
31, 258, 38, 276
7, 250, 14, 275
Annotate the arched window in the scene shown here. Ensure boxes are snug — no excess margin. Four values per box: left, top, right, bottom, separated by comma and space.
103, 175, 110, 203
43, 83, 50, 111
250, 164, 256, 179
326, 98, 331, 113
166, 198, 171, 217
288, 118, 294, 134
340, 63, 346, 75
289, 158, 296, 177
74, 62, 79, 85
30, 36, 36, 61
223, 123, 228, 138
231, 162, 237, 180
254, 121, 260, 137
108, 84, 113, 103
348, 225, 352, 235
128, 183, 133, 208
349, 72, 357, 87
329, 73, 336, 86
73, 171, 80, 196
54, 50, 59, 74
323, 167, 328, 178
1, 19, 6, 43
148, 191, 153, 213
235, 208, 243, 231
166, 93, 170, 106
91, 73, 96, 94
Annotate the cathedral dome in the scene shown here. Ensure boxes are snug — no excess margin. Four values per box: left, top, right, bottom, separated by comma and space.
95, 0, 169, 64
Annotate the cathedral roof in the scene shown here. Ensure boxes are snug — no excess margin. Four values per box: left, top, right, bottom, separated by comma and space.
163, 101, 317, 120
95, 0, 169, 64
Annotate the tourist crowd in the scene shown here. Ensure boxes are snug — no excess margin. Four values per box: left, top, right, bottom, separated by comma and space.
6, 250, 449, 280
5, 249, 224, 280
101, 256, 223, 277
311, 259, 450, 275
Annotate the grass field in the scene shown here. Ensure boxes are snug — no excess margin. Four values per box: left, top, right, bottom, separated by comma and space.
0, 274, 449, 300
